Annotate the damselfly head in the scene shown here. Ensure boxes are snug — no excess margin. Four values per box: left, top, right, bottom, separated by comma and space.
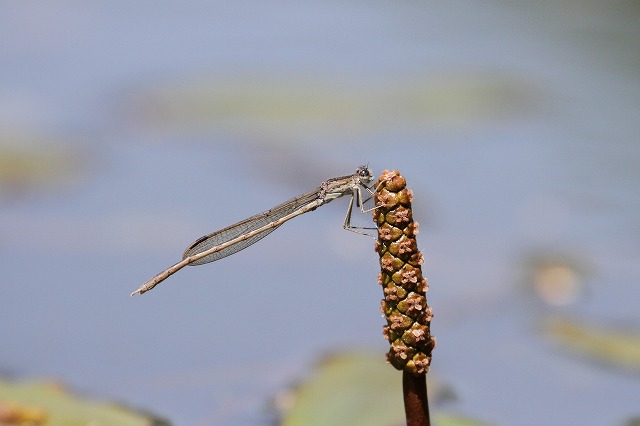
357, 165, 374, 185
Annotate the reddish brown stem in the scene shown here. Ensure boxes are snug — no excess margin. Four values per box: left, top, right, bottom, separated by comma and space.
403, 371, 430, 426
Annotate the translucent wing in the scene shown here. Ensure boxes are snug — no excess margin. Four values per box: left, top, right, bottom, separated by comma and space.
182, 188, 321, 265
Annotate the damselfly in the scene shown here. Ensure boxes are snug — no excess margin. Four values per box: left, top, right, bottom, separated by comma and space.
131, 165, 375, 295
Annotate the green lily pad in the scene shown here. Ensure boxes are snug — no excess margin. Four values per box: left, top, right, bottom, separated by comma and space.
434, 413, 493, 426
129, 73, 535, 139
276, 350, 487, 426
0, 130, 84, 199
545, 317, 640, 372
0, 378, 168, 426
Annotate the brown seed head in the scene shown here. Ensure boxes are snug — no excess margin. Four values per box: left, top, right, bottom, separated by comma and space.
373, 169, 434, 376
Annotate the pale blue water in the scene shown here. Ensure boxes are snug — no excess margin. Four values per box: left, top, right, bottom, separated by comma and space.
1, 2, 639, 425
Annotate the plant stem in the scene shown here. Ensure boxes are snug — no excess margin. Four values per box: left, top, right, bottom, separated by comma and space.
403, 371, 430, 426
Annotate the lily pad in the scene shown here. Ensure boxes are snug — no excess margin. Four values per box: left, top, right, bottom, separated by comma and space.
545, 317, 640, 372
129, 73, 536, 139
0, 378, 168, 426
275, 350, 487, 426
0, 130, 84, 199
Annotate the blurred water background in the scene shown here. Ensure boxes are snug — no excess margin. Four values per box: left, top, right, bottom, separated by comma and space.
1, 2, 639, 425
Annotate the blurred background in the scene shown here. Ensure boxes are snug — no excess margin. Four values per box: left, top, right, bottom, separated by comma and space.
1, 2, 639, 425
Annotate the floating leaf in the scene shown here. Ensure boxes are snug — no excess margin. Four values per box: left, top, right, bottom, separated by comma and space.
276, 351, 488, 426
434, 412, 492, 426
0, 378, 168, 426
0, 130, 85, 199
545, 317, 640, 372
129, 73, 536, 140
